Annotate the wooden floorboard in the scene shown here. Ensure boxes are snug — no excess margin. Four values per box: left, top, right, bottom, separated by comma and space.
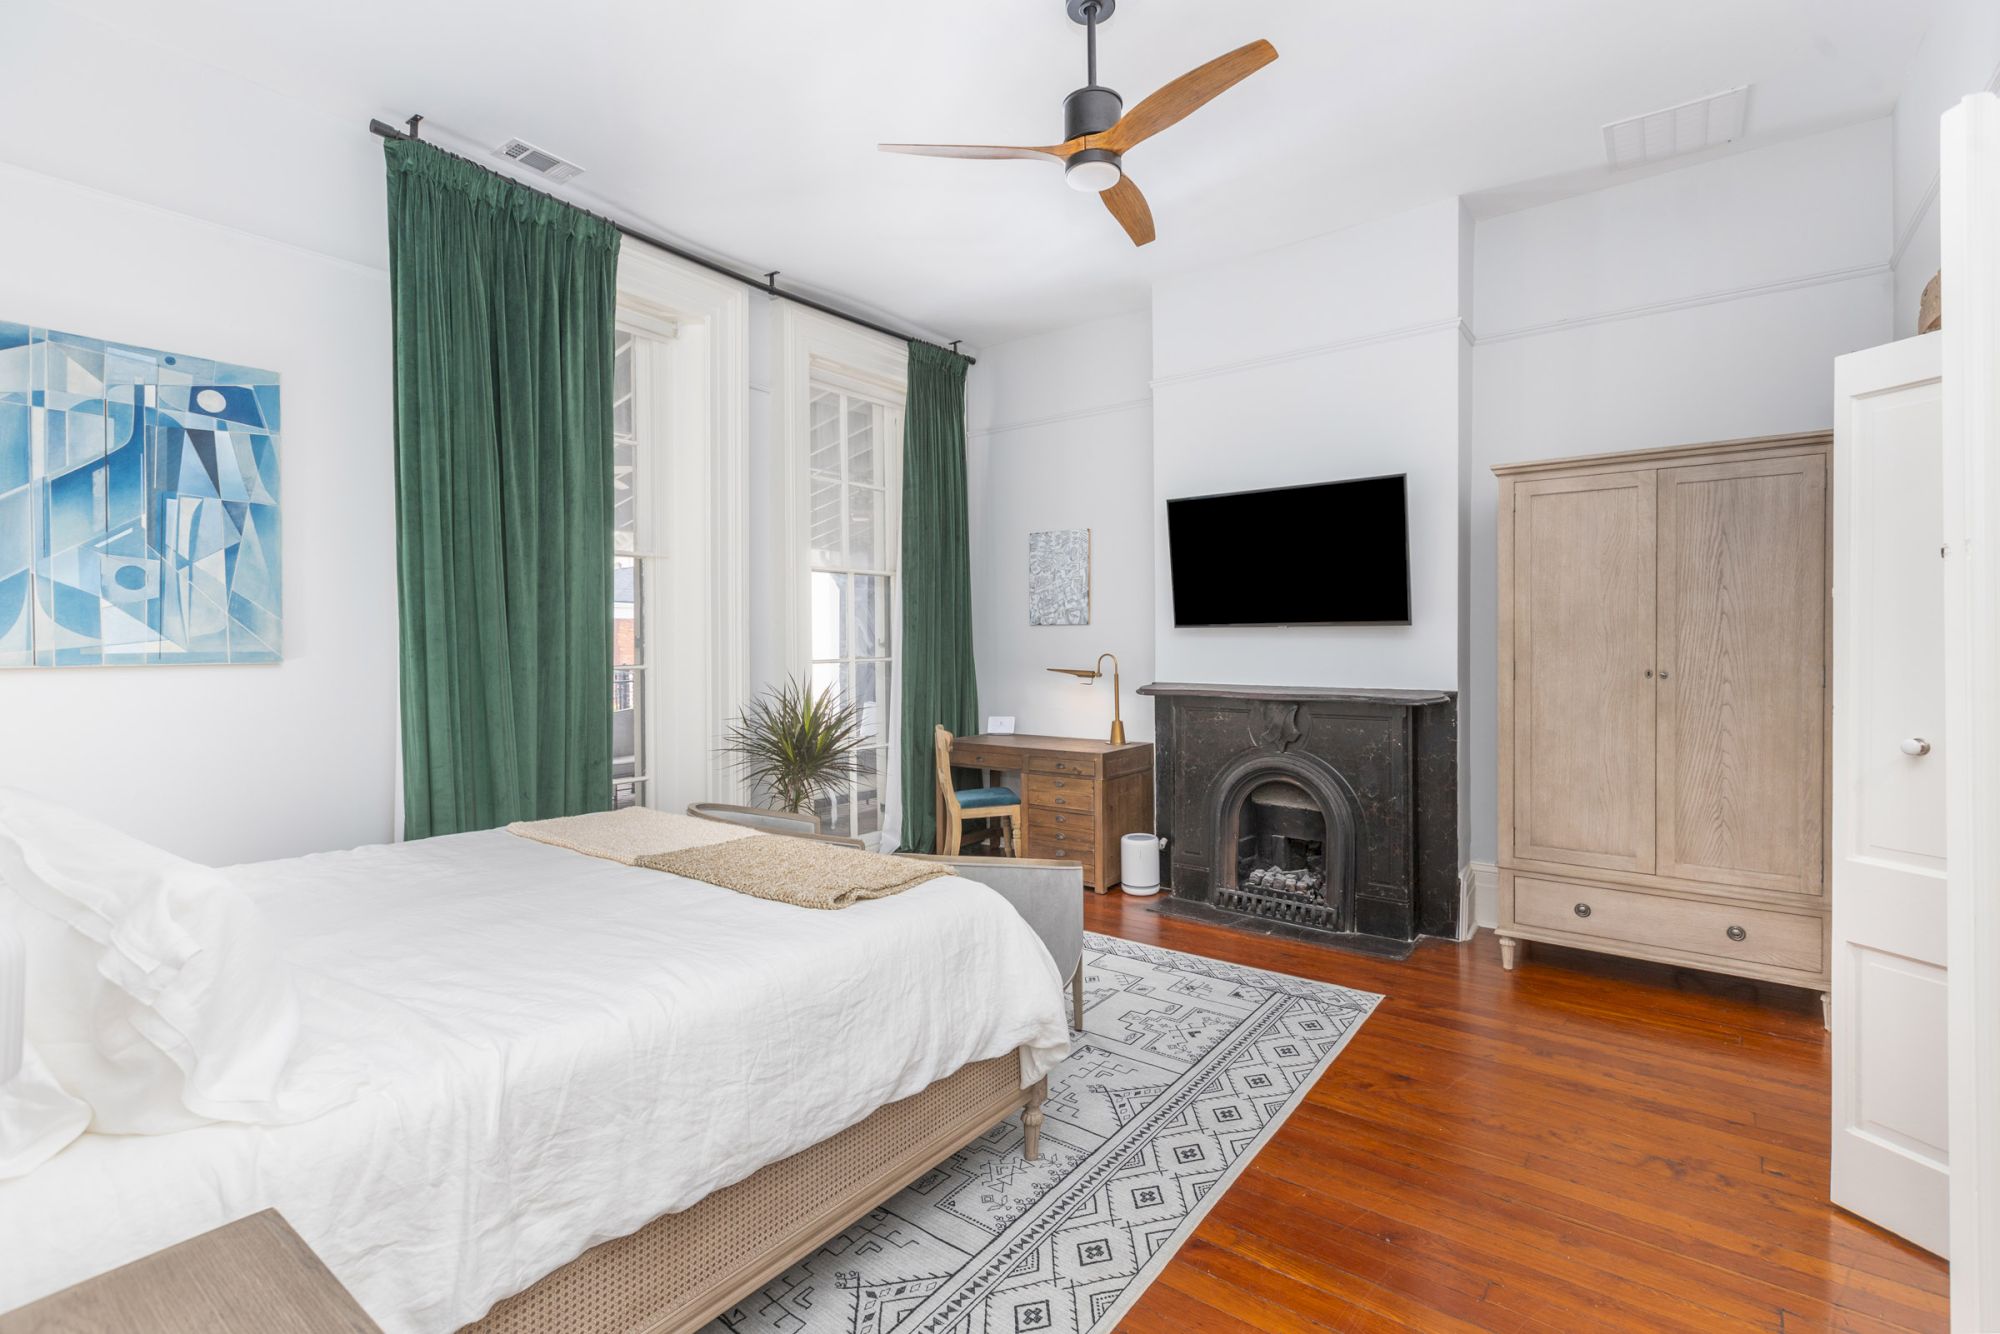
1086, 895, 1948, 1333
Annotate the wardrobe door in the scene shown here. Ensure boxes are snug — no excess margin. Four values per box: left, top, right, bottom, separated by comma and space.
1655, 454, 1826, 895
1508, 470, 1658, 874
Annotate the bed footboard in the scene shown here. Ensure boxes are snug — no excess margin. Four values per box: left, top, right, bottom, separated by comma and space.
462, 1049, 1039, 1334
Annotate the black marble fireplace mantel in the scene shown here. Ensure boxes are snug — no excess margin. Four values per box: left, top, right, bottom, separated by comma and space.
1140, 682, 1461, 946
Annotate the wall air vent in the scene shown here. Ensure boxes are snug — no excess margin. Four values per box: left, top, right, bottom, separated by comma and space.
496, 138, 583, 184
1602, 86, 1749, 169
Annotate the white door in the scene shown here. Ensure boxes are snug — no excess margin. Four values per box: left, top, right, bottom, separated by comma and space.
1831, 332, 1949, 1256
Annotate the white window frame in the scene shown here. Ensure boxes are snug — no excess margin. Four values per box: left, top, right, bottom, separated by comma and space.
774, 304, 907, 848
616, 243, 751, 810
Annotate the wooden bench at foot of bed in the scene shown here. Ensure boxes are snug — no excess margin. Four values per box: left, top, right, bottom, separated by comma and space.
462, 1050, 1047, 1334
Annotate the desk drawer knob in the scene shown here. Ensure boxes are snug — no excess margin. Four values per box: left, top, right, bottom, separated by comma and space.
1726, 925, 1747, 942
1573, 903, 1592, 918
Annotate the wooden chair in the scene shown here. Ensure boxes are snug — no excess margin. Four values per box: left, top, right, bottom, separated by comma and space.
933, 725, 1022, 857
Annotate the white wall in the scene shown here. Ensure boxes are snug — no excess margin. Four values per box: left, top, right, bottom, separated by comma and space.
967, 312, 1154, 741
1468, 119, 1894, 866
1892, 0, 2000, 336
1151, 199, 1473, 694
0, 4, 397, 865
0, 162, 397, 865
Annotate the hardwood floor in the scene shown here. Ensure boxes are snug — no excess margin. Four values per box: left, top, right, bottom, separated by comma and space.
1085, 895, 1948, 1333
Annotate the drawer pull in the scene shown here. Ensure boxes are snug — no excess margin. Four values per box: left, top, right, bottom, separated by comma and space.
1573, 903, 1592, 918
1051, 779, 1067, 789
1726, 925, 1747, 942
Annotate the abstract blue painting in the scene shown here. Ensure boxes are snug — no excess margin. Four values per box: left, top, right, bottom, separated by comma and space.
0, 322, 280, 667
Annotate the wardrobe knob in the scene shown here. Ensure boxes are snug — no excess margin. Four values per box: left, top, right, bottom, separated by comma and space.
1902, 737, 1932, 757
1727, 925, 1747, 942
1573, 903, 1592, 918
1658, 670, 1671, 680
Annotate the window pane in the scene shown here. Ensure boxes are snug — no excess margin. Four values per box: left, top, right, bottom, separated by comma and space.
613, 778, 645, 811
614, 557, 642, 666
809, 474, 843, 565
851, 574, 889, 659
847, 399, 876, 485
810, 570, 847, 662
809, 391, 842, 476
854, 659, 885, 741
613, 670, 641, 779
810, 658, 841, 702
613, 436, 638, 555
848, 485, 879, 568
613, 334, 635, 438
854, 747, 884, 837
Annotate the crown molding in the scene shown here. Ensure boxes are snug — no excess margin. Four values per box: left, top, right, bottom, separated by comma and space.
1475, 262, 1890, 346
969, 395, 1150, 439
1150, 317, 1469, 390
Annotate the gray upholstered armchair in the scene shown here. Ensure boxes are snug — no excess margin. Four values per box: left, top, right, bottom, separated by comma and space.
902, 854, 1086, 1032
683, 804, 1085, 1031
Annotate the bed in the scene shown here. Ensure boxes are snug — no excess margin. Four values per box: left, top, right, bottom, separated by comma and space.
0, 827, 1072, 1333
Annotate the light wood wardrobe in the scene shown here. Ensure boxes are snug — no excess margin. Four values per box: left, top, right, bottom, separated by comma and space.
1494, 433, 1831, 1018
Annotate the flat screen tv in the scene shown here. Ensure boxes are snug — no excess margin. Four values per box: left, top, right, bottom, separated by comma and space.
1166, 473, 1411, 627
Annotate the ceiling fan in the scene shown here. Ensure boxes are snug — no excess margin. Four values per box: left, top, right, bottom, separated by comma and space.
880, 0, 1278, 247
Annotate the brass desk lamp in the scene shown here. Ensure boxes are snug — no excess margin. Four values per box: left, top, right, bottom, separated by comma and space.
1047, 652, 1124, 744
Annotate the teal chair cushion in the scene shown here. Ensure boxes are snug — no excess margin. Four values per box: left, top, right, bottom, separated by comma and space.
955, 785, 1019, 810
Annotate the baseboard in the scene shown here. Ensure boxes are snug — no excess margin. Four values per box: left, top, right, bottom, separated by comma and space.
1466, 861, 1499, 934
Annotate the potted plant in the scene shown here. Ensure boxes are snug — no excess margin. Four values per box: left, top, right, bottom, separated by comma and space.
720, 677, 866, 814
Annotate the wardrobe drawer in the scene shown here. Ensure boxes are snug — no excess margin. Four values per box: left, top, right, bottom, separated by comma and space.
1026, 774, 1091, 810
1513, 875, 1823, 975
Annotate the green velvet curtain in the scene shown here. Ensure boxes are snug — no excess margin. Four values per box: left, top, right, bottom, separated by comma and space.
898, 340, 979, 853
383, 138, 622, 839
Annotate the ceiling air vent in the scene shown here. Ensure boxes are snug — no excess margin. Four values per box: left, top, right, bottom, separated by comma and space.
1602, 86, 1749, 169
496, 138, 583, 184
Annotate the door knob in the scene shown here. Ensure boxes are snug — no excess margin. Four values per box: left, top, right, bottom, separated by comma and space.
1901, 737, 1933, 757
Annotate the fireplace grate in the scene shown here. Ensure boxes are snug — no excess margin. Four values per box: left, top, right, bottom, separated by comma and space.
1211, 884, 1342, 931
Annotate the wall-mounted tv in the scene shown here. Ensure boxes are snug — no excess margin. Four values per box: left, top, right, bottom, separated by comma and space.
1166, 473, 1411, 627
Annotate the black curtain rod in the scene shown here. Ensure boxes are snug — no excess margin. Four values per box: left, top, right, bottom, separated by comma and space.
368, 117, 973, 365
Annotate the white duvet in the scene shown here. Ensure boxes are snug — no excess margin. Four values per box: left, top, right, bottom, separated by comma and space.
0, 830, 1071, 1331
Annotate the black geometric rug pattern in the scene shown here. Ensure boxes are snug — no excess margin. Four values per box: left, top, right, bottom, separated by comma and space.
708, 932, 1381, 1334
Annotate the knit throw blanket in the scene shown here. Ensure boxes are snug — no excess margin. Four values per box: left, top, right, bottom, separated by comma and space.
637, 837, 953, 909
509, 809, 950, 908
507, 808, 755, 865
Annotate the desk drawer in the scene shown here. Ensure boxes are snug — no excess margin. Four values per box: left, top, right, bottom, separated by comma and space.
1026, 828, 1095, 862
1026, 773, 1092, 811
955, 747, 1021, 772
1512, 875, 1824, 975
1034, 804, 1095, 835
1028, 753, 1097, 778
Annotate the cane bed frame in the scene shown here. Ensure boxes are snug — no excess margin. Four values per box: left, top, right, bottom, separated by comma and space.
461, 1050, 1048, 1334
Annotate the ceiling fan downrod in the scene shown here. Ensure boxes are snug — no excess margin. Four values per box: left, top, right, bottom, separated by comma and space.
1063, 0, 1124, 190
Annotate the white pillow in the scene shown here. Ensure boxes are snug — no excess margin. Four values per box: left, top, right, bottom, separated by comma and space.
0, 789, 309, 1133
0, 1042, 89, 1177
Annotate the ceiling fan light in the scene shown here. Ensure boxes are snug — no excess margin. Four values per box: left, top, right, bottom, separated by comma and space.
1065, 148, 1122, 193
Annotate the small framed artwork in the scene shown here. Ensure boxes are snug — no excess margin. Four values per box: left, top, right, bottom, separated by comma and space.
1028, 528, 1091, 626
987, 716, 1016, 734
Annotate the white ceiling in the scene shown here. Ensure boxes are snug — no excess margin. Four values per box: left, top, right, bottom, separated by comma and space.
67, 0, 1939, 347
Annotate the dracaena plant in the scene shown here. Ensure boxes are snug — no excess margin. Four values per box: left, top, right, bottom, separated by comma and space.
720, 677, 866, 814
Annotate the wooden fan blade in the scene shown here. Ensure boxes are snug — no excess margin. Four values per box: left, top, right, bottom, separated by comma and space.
878, 143, 1063, 163
1103, 39, 1278, 153
1102, 175, 1156, 246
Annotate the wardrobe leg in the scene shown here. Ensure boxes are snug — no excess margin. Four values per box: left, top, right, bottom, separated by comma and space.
1499, 936, 1520, 971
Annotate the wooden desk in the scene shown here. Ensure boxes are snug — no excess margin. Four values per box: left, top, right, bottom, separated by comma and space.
944, 734, 1154, 892
0, 1209, 381, 1334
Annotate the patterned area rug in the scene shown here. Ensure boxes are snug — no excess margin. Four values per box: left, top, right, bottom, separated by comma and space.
709, 931, 1382, 1334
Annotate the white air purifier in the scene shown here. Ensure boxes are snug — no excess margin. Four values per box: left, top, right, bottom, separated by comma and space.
1120, 833, 1165, 896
